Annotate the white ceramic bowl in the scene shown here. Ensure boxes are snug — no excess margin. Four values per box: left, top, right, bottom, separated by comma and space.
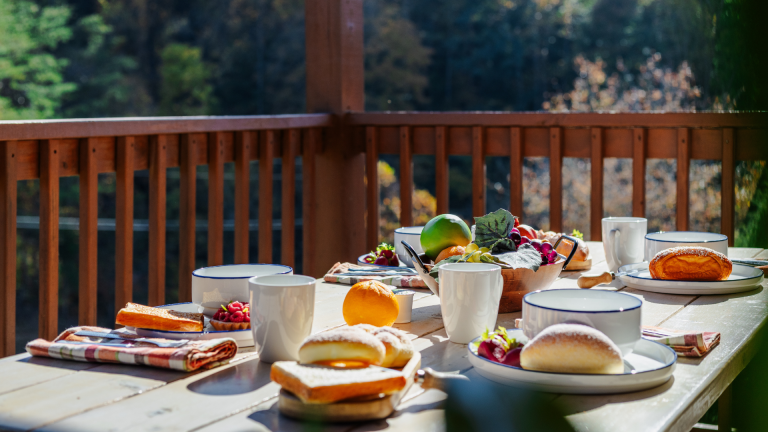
645, 231, 728, 260
395, 226, 424, 268
192, 264, 292, 315
521, 289, 642, 356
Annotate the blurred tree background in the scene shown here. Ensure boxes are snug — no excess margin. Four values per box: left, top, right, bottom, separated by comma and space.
2, 0, 767, 352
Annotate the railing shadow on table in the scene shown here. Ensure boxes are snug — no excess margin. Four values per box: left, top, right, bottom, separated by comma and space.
187, 357, 273, 396
552, 376, 676, 416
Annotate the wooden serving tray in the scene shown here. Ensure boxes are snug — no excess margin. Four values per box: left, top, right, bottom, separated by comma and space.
278, 352, 422, 422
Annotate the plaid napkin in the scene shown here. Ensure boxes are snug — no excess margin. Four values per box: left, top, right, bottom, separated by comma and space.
642, 326, 720, 358
324, 262, 428, 288
26, 326, 237, 372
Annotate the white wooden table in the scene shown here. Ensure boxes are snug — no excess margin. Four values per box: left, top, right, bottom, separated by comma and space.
0, 242, 765, 432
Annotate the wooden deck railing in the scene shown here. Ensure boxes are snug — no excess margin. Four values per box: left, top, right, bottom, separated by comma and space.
0, 114, 332, 356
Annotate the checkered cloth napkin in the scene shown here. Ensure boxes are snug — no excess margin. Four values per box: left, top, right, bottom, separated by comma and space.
641, 326, 720, 358
324, 262, 428, 288
26, 326, 237, 372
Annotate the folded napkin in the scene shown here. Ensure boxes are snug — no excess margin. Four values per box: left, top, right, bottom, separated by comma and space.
325, 262, 428, 289
641, 326, 720, 358
26, 326, 237, 372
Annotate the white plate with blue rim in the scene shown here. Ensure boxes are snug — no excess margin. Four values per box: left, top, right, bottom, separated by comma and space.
467, 329, 677, 394
618, 262, 764, 295
130, 303, 253, 348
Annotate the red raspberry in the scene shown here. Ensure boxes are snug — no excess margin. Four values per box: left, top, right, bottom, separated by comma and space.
244, 311, 251, 322
230, 311, 245, 323
221, 311, 230, 322
212, 310, 221, 321
228, 301, 243, 313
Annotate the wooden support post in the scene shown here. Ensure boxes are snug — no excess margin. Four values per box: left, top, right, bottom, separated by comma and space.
234, 131, 253, 264
39, 140, 60, 340
259, 130, 276, 264
79, 138, 99, 324
472, 126, 486, 217
400, 126, 413, 227
677, 128, 691, 231
304, 0, 365, 276
148, 135, 167, 306
549, 127, 562, 232
365, 127, 379, 250
721, 129, 735, 246
302, 129, 319, 275
208, 132, 225, 266
179, 134, 197, 302
718, 383, 732, 432
509, 127, 523, 218
590, 128, 603, 241
0, 141, 17, 356
435, 126, 449, 216
633, 128, 646, 219
115, 137, 135, 314
281, 130, 299, 268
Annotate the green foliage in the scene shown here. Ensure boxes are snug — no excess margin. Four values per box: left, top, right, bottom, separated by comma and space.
159, 43, 213, 115
0, 0, 75, 119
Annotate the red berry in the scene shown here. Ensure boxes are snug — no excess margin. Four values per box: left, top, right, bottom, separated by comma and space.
222, 311, 230, 322
228, 302, 243, 313
230, 311, 245, 323
389, 255, 400, 266
381, 249, 395, 259
374, 256, 389, 266
244, 312, 251, 322
213, 310, 221, 320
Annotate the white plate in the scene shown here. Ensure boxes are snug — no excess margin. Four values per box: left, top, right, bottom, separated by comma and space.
468, 329, 676, 394
619, 262, 764, 295
133, 302, 253, 348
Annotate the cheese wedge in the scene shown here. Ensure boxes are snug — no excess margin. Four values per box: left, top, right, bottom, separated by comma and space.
116, 302, 204, 332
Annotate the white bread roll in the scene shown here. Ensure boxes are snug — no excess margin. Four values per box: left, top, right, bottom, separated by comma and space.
520, 324, 624, 374
371, 326, 414, 367
299, 328, 385, 366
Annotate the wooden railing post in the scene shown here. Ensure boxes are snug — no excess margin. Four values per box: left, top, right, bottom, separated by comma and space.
281, 130, 299, 268
79, 138, 99, 324
234, 131, 254, 264
0, 141, 17, 356
208, 132, 225, 266
472, 126, 486, 217
435, 126, 449, 215
400, 126, 413, 227
259, 130, 276, 264
179, 134, 197, 302
549, 127, 562, 232
590, 128, 603, 241
115, 137, 135, 314
148, 135, 168, 306
677, 128, 691, 231
39, 140, 60, 340
302, 129, 319, 274
365, 127, 379, 249
633, 128, 646, 219
721, 129, 736, 246
509, 127, 523, 218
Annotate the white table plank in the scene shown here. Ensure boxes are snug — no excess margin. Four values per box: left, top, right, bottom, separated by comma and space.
0, 356, 96, 396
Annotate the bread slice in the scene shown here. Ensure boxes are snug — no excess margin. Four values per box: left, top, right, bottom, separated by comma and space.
116, 302, 204, 332
271, 361, 406, 404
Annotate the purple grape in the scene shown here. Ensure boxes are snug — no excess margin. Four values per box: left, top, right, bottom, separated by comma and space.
510, 232, 522, 246
520, 236, 531, 245
547, 250, 558, 263
531, 239, 542, 252
509, 228, 520, 236
540, 242, 553, 255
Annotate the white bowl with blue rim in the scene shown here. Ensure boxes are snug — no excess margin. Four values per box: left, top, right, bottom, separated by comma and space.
133, 303, 254, 347
394, 226, 424, 268
192, 264, 292, 316
645, 231, 728, 261
520, 289, 642, 357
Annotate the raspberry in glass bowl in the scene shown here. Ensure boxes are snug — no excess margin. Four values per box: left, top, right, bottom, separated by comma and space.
210, 301, 251, 331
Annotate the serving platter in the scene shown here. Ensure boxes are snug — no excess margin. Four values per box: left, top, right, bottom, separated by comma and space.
467, 329, 676, 394
619, 262, 764, 295
131, 302, 254, 348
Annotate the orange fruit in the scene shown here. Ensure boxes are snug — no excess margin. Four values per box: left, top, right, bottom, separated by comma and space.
435, 245, 466, 264
342, 281, 399, 327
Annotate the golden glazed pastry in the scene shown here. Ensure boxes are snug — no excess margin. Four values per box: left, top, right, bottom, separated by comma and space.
299, 327, 386, 367
650, 246, 732, 281
520, 324, 624, 374
115, 302, 204, 332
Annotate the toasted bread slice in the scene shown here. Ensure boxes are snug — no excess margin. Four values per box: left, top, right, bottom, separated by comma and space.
270, 361, 406, 404
116, 302, 204, 332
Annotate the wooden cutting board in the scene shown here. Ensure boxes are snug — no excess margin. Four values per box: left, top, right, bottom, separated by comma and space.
564, 257, 592, 271
278, 351, 422, 422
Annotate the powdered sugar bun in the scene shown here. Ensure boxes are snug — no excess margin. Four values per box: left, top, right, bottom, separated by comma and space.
372, 327, 414, 367
650, 246, 732, 281
298, 327, 385, 366
520, 324, 624, 374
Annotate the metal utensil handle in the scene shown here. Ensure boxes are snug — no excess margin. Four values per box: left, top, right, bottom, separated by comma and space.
553, 234, 580, 271
416, 367, 469, 392
401, 241, 430, 275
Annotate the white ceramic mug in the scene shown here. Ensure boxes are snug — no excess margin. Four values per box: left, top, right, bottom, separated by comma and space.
438, 263, 503, 344
395, 226, 424, 268
521, 289, 642, 356
602, 217, 647, 272
248, 274, 316, 363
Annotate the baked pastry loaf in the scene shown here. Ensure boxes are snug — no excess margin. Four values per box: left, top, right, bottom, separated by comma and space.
538, 230, 590, 261
115, 302, 204, 332
270, 361, 406, 404
299, 328, 385, 367
650, 246, 732, 281
520, 324, 624, 374
369, 326, 414, 368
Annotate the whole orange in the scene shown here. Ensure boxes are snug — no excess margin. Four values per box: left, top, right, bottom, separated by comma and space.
342, 280, 400, 327
435, 245, 466, 264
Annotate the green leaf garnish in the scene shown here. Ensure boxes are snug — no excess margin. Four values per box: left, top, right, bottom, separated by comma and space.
571, 229, 584, 240
474, 209, 518, 254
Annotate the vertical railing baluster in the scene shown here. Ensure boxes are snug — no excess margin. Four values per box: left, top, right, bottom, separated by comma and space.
509, 127, 523, 218
435, 126, 448, 216
400, 126, 413, 227
633, 128, 646, 219
234, 131, 254, 264
549, 127, 562, 232
149, 135, 167, 306
365, 127, 379, 250
179, 134, 197, 302
302, 129, 318, 275
39, 140, 59, 340
79, 138, 99, 323
590, 128, 603, 241
677, 128, 691, 231
472, 126, 486, 217
208, 132, 225, 266
0, 141, 17, 356
259, 130, 276, 264
721, 129, 736, 246
282, 130, 299, 267
115, 137, 135, 315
